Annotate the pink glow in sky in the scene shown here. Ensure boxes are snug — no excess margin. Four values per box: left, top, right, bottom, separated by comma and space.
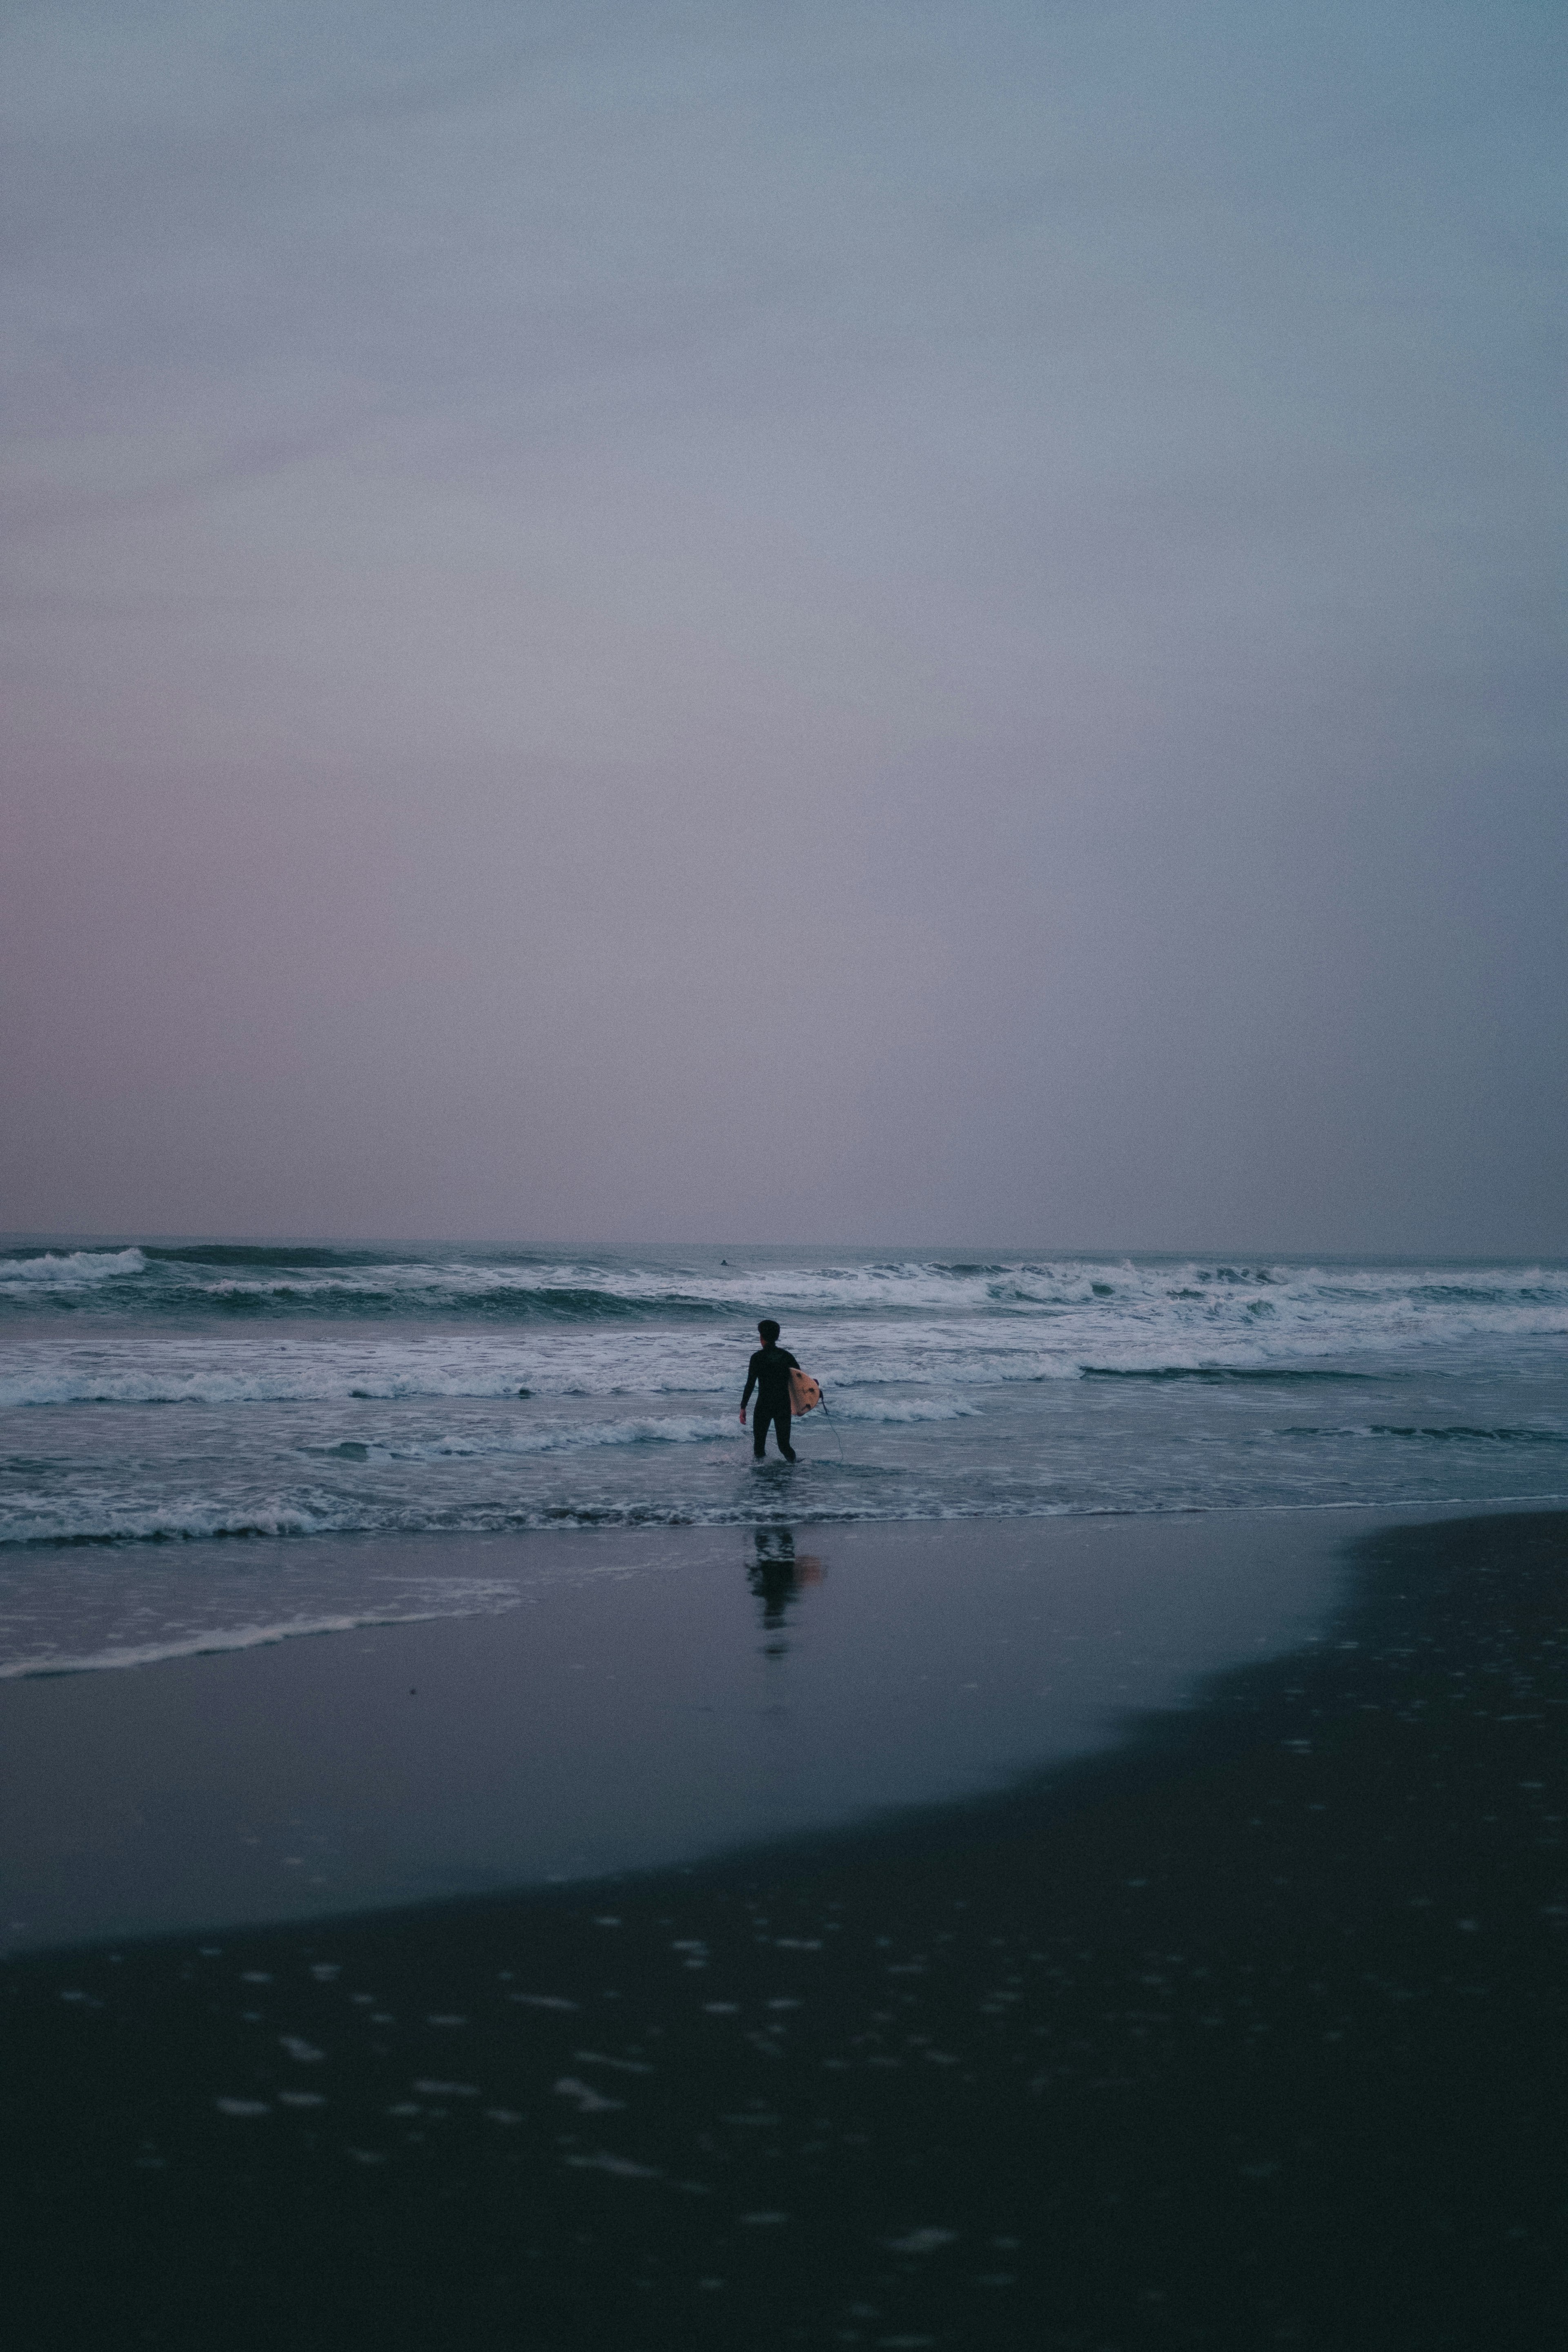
3, 2, 1564, 1247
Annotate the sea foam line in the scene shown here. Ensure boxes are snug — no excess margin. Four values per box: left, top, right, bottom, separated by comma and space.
0, 1593, 526, 1681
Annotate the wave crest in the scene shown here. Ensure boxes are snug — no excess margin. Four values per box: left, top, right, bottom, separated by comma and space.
0, 1247, 146, 1291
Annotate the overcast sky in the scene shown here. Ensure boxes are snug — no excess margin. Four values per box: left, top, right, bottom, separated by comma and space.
2, 0, 1563, 1251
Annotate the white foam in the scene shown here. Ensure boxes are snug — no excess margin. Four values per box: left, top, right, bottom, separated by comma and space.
0, 1247, 146, 1291
6, 1258, 1565, 1411
0, 1332, 724, 1409
0, 1581, 527, 1679
823, 1394, 980, 1423
0, 1494, 340, 1547
337, 1413, 735, 1462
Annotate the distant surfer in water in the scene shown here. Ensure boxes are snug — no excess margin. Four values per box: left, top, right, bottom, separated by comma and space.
741, 1321, 800, 1461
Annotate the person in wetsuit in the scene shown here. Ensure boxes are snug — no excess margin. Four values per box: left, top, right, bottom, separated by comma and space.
740, 1320, 800, 1461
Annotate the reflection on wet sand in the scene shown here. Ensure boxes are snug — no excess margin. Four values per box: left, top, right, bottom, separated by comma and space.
747, 1527, 824, 1652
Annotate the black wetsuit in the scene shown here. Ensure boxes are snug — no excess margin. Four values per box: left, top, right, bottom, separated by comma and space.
742, 1344, 800, 1460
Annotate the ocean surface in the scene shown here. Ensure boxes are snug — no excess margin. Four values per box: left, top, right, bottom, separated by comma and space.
2, 1242, 1565, 1678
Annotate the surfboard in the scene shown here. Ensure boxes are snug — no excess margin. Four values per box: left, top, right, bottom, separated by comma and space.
788, 1369, 822, 1414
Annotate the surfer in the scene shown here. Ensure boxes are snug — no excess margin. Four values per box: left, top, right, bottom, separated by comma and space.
740, 1321, 800, 1461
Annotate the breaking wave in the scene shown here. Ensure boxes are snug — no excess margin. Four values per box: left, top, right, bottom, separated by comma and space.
4, 1245, 1567, 1667
5, 1244, 1566, 1351
0, 1247, 147, 1292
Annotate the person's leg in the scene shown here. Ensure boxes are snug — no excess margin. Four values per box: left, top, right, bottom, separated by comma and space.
753, 1405, 770, 1459
777, 1404, 795, 1461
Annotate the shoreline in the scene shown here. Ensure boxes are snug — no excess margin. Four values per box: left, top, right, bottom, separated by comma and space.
1, 1507, 1380, 1957
5, 1506, 1568, 2347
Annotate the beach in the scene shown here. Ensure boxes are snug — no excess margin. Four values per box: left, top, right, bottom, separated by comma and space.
7, 0, 1564, 2336
0, 1511, 1363, 1956
6, 1504, 1567, 2349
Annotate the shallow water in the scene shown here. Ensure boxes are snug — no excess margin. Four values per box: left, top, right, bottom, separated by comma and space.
2, 1241, 1566, 1672
0, 1510, 1374, 1952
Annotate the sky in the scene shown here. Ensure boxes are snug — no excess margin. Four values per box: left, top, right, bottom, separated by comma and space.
2, 0, 1564, 1252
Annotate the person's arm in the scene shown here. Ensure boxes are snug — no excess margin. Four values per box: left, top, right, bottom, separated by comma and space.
740, 1353, 760, 1420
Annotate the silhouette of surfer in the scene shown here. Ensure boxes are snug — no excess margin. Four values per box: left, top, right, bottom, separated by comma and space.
740, 1320, 800, 1461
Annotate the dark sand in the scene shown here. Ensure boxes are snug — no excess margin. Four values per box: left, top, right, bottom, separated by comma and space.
5, 1509, 1568, 2349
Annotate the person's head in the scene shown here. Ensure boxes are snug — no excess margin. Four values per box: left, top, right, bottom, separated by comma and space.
758, 1320, 780, 1345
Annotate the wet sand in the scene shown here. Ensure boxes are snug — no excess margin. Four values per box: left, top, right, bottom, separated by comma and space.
5, 1509, 1568, 2348
0, 1510, 1361, 1954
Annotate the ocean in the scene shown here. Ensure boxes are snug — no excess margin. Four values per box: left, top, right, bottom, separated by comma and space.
2, 1242, 1565, 1679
